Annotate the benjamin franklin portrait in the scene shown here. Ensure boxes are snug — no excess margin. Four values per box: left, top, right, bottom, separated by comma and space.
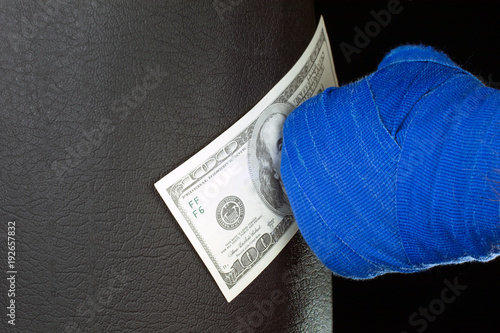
248, 103, 294, 216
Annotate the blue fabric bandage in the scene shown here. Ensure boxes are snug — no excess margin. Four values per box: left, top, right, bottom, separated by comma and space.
281, 45, 500, 279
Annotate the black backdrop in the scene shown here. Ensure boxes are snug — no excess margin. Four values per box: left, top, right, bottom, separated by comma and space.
1, 1, 499, 332
316, 1, 500, 332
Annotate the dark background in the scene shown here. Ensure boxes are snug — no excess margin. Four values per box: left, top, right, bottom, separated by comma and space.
316, 1, 500, 332
1, 1, 499, 332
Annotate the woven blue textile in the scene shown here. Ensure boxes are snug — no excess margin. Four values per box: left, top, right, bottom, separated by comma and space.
281, 45, 500, 279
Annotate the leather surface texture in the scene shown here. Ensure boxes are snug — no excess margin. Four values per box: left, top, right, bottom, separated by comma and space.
0, 1, 332, 332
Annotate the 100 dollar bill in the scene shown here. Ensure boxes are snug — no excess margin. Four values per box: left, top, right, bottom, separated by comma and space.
155, 17, 338, 302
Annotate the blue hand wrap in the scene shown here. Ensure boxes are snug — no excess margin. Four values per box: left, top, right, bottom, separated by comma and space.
281, 45, 500, 279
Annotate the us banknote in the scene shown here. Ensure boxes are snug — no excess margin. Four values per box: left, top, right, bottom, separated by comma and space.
155, 17, 338, 302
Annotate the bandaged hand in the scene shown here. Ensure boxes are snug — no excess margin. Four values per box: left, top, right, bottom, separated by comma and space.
281, 45, 500, 279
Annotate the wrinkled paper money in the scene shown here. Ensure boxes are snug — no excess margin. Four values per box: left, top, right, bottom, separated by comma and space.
155, 17, 338, 302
